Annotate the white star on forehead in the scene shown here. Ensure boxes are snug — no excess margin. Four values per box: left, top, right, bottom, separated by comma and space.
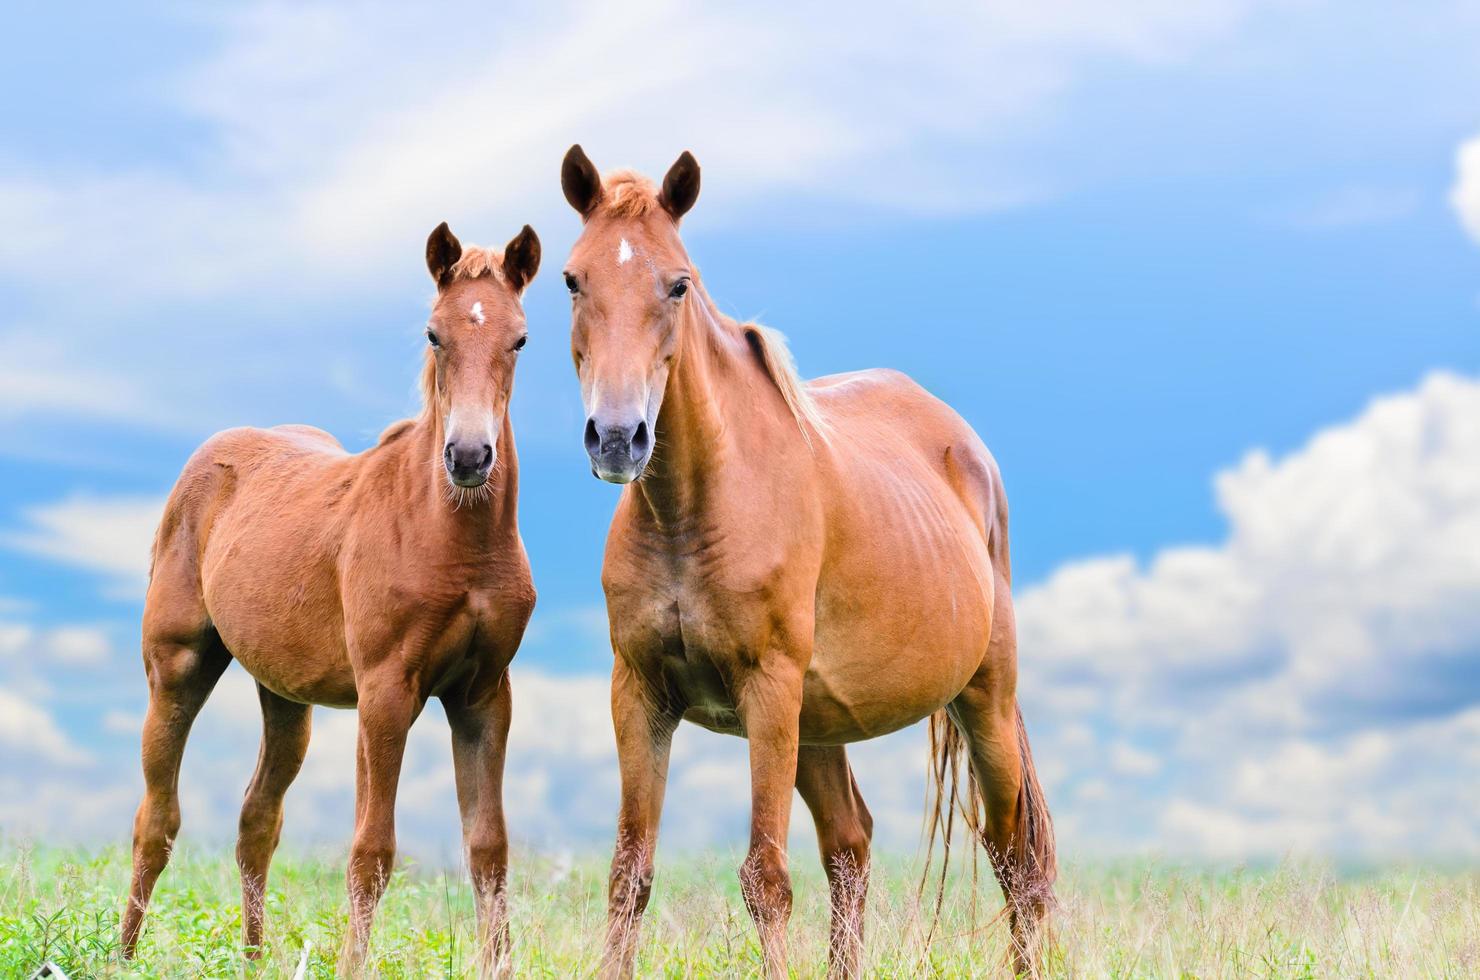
617, 238, 633, 265
470, 301, 484, 324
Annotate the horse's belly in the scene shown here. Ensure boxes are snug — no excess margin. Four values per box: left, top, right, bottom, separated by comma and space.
800, 555, 995, 743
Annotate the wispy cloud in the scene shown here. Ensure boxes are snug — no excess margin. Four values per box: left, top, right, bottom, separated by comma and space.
1269, 184, 1420, 230
2, 495, 163, 599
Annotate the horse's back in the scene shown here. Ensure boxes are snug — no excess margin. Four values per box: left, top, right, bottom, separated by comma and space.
808, 368, 1005, 551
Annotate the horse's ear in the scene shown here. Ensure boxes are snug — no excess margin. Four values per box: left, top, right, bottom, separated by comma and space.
659, 150, 700, 222
426, 221, 463, 287
502, 224, 541, 294
562, 144, 603, 219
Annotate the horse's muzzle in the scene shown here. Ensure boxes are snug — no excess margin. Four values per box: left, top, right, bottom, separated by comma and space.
584, 416, 650, 484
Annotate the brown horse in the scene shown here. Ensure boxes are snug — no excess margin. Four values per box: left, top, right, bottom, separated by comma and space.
120, 222, 541, 975
559, 145, 1055, 979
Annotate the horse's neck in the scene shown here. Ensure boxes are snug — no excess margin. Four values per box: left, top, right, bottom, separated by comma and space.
636, 294, 793, 530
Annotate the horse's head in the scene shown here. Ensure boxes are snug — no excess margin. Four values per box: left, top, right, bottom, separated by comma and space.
424, 221, 541, 489
560, 145, 702, 484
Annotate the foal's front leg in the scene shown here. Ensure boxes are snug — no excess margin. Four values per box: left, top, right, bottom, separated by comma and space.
446, 669, 514, 977
340, 673, 421, 975
735, 657, 807, 980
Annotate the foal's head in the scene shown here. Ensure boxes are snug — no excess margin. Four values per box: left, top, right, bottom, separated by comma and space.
559, 145, 702, 484
423, 221, 540, 490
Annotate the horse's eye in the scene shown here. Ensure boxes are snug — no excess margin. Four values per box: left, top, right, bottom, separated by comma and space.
427, 330, 441, 348
512, 335, 527, 352
669, 279, 689, 299
564, 273, 578, 294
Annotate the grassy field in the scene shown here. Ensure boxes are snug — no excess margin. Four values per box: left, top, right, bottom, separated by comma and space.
1, 844, 1475, 977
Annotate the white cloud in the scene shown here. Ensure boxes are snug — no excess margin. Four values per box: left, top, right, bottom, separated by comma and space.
1272, 184, 1419, 230
43, 627, 113, 666
1450, 134, 1480, 244
1017, 371, 1480, 857
2, 495, 163, 598
0, 686, 91, 766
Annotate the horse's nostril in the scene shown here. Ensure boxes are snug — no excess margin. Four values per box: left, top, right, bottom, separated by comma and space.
631, 420, 650, 455
584, 418, 601, 455
443, 444, 454, 465
479, 444, 493, 468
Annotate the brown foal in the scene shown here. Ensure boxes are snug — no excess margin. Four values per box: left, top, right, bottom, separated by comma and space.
120, 222, 540, 975
560, 146, 1056, 978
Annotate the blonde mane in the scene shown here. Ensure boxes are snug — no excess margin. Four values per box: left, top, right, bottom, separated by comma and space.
448, 245, 506, 284
689, 282, 827, 445
741, 321, 829, 446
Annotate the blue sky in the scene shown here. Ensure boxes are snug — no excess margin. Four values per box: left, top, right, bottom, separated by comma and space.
2, 1, 1479, 860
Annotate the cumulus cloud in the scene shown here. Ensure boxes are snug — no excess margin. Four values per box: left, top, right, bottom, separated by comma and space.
1018, 371, 1480, 857
1451, 134, 1480, 244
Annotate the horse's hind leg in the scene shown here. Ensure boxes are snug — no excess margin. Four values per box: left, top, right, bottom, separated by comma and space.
121, 627, 230, 956
947, 585, 1056, 977
237, 682, 312, 957
796, 745, 873, 979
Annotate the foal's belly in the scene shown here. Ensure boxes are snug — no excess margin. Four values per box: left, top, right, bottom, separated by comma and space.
208, 603, 359, 707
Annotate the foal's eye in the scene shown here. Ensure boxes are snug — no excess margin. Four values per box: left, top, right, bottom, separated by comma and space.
426, 330, 441, 348
669, 279, 689, 299
563, 273, 578, 295
512, 335, 527, 352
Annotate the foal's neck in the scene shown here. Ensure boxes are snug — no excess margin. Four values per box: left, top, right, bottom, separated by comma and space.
635, 287, 798, 530
408, 408, 520, 539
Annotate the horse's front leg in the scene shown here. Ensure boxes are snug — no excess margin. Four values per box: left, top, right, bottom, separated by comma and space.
735, 655, 807, 980
445, 669, 514, 978
340, 671, 421, 976
601, 659, 680, 980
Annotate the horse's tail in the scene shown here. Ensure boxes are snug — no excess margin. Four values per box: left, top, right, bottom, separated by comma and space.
919, 702, 1057, 927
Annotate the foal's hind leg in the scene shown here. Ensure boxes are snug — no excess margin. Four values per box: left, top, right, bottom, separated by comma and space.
796, 745, 873, 979
445, 668, 514, 978
948, 589, 1056, 976
237, 683, 312, 957
121, 630, 230, 956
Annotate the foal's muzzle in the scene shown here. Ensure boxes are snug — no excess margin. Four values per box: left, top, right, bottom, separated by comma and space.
444, 439, 494, 488
584, 415, 651, 484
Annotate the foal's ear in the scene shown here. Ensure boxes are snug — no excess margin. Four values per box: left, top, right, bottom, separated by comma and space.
502, 224, 541, 294
426, 221, 463, 287
659, 150, 701, 222
561, 144, 603, 219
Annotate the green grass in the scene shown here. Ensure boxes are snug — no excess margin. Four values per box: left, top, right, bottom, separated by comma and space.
1, 844, 1476, 977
